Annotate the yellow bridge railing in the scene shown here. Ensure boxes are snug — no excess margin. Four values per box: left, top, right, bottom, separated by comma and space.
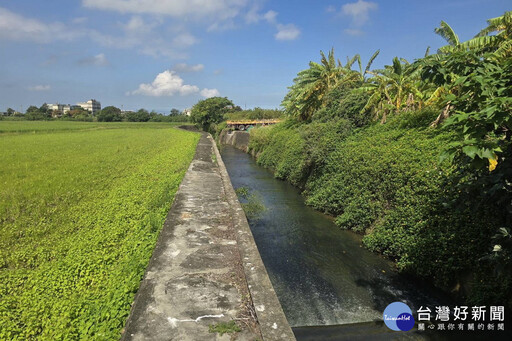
226, 119, 281, 130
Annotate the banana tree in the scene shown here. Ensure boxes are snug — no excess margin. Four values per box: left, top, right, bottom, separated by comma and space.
282, 49, 351, 121
466, 11, 512, 59
435, 11, 512, 59
359, 57, 424, 123
434, 21, 461, 53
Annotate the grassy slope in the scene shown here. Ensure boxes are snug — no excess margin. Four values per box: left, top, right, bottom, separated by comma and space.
249, 112, 508, 304
0, 122, 199, 340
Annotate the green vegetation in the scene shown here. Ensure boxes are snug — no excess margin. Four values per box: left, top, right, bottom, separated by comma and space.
248, 12, 512, 305
25, 105, 52, 121
235, 187, 266, 220
208, 321, 241, 336
0, 121, 186, 134
96, 106, 122, 122
0, 122, 199, 339
125, 109, 151, 122
188, 97, 283, 136
190, 96, 234, 132
2, 104, 190, 123
225, 107, 283, 121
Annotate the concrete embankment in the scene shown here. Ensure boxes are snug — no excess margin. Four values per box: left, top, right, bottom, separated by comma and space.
218, 130, 250, 152
122, 131, 294, 341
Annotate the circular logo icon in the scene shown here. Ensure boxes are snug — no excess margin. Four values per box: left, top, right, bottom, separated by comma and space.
383, 302, 415, 331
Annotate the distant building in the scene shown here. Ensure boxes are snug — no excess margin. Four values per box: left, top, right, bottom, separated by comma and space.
47, 103, 76, 116
77, 99, 101, 115
183, 108, 192, 116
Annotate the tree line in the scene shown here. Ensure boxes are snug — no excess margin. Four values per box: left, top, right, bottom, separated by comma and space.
1, 104, 190, 123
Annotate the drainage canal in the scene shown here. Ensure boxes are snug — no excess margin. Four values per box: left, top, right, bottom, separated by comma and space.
221, 145, 457, 339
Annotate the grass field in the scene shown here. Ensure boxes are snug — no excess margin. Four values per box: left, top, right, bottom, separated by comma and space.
0, 120, 189, 134
0, 121, 199, 339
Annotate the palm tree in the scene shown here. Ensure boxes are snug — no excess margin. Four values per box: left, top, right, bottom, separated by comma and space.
283, 49, 382, 121
435, 11, 512, 58
355, 50, 381, 82
360, 57, 423, 123
466, 11, 512, 58
282, 49, 346, 121
434, 21, 461, 53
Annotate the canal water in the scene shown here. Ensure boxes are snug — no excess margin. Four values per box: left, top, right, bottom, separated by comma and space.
221, 145, 512, 340
222, 146, 454, 318
220, 146, 453, 325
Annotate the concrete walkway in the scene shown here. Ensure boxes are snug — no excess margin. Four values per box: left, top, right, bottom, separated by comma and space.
122, 132, 294, 341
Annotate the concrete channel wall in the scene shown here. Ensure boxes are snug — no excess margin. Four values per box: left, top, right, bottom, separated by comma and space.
218, 130, 250, 152
213, 133, 295, 341
122, 130, 294, 341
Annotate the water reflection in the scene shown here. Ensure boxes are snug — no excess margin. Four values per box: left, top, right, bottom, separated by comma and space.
221, 146, 450, 327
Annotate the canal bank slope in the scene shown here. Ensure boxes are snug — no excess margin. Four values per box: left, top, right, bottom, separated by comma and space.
122, 131, 294, 341
222, 115, 512, 310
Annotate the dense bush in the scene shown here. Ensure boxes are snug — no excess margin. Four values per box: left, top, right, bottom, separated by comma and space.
312, 84, 371, 127
25, 111, 51, 121
126, 109, 151, 122
245, 12, 512, 306
225, 107, 283, 120
97, 106, 122, 122
150, 114, 190, 123
191, 97, 234, 132
249, 111, 510, 303
250, 118, 352, 188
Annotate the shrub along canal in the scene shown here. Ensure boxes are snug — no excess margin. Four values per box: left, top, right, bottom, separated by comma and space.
221, 145, 455, 339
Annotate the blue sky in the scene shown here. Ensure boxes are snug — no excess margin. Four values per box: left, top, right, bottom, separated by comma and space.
0, 0, 510, 113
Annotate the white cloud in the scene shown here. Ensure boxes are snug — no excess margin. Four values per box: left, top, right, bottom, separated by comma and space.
262, 10, 277, 24
78, 53, 110, 66
246, 7, 277, 24
0, 7, 194, 59
341, 0, 378, 27
173, 63, 204, 72
207, 20, 237, 32
0, 7, 81, 43
245, 6, 261, 24
275, 24, 300, 41
172, 33, 198, 47
88, 17, 190, 58
130, 70, 200, 96
83, 0, 246, 22
326, 5, 337, 13
122, 16, 155, 34
130, 70, 218, 98
200, 88, 220, 98
243, 7, 299, 42
28, 85, 51, 91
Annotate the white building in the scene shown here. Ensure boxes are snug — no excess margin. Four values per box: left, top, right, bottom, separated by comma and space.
47, 103, 76, 116
77, 99, 101, 115
183, 108, 192, 116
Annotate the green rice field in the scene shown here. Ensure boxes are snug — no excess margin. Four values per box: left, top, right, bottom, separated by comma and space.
0, 121, 200, 339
